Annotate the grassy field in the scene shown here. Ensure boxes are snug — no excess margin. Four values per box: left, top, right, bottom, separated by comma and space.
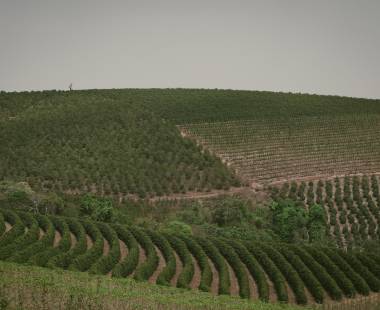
0, 261, 306, 310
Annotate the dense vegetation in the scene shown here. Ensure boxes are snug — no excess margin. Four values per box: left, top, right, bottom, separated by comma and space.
271, 175, 380, 248
1, 207, 380, 306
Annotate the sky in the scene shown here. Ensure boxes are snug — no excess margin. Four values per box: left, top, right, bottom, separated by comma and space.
0, 0, 379, 99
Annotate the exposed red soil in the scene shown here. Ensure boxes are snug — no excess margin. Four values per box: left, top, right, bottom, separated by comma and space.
170, 251, 183, 286
148, 246, 166, 284
189, 254, 201, 290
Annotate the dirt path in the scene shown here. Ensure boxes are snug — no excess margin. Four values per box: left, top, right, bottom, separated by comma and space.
262, 270, 277, 303
227, 262, 240, 296
148, 246, 166, 284
170, 251, 183, 286
189, 254, 201, 290
53, 230, 61, 248
208, 258, 219, 295
118, 239, 128, 263
86, 234, 93, 250
4, 222, 11, 233
39, 228, 45, 240
70, 232, 77, 250
285, 282, 296, 304
103, 238, 110, 256
131, 245, 146, 277
244, 265, 258, 299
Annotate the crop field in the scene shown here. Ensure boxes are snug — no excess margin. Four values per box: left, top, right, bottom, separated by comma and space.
271, 174, 380, 249
179, 115, 380, 184
2, 207, 380, 307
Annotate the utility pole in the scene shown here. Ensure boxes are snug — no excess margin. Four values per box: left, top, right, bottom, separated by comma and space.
69, 83, 73, 91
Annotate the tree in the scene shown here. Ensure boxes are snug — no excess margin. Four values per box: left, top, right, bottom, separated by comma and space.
80, 194, 113, 222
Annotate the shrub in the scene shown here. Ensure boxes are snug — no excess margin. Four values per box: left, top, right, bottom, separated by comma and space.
213, 238, 250, 299
229, 239, 269, 301
196, 236, 230, 295
245, 242, 288, 302
112, 224, 139, 278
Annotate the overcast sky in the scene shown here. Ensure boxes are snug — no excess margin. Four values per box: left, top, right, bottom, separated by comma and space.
1, 0, 379, 98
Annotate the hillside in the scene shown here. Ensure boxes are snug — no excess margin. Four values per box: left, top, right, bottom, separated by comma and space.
2, 208, 380, 307
1, 89, 379, 195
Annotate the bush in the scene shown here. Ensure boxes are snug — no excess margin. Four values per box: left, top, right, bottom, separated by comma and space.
339, 250, 380, 292
112, 224, 139, 278
48, 217, 87, 269
324, 247, 369, 295
260, 243, 307, 304
229, 240, 269, 301
147, 230, 176, 286
29, 216, 71, 267
165, 234, 194, 289
290, 245, 342, 301
129, 227, 159, 281
279, 245, 324, 303
69, 220, 104, 271
213, 238, 250, 299
304, 246, 355, 298
0, 209, 25, 247
10, 214, 55, 264
245, 242, 288, 302
0, 212, 39, 260
180, 235, 212, 292
89, 223, 120, 274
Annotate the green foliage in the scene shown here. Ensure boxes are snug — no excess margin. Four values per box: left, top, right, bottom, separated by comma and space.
112, 224, 139, 278
196, 237, 230, 295
228, 240, 269, 301
162, 221, 192, 236
180, 235, 213, 292
245, 243, 288, 302
130, 227, 159, 281
270, 199, 308, 243
165, 234, 194, 289
80, 194, 114, 222
307, 204, 327, 243
211, 197, 251, 227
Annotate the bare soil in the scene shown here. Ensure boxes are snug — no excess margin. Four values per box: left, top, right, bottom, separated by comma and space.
189, 254, 201, 290
53, 230, 61, 248
243, 265, 258, 299
39, 228, 45, 240
208, 258, 219, 295
226, 262, 239, 296
69, 232, 77, 250
103, 238, 110, 256
170, 251, 183, 286
4, 222, 11, 233
131, 245, 146, 277
118, 239, 128, 263
148, 246, 166, 284
86, 235, 93, 250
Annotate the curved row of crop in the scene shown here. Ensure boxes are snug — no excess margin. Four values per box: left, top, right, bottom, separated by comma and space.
196, 237, 230, 295
180, 234, 212, 292
89, 223, 120, 274
246, 243, 288, 302
69, 220, 104, 271
0, 209, 25, 247
146, 229, 176, 286
111, 224, 139, 277
10, 214, 55, 264
129, 227, 159, 281
29, 216, 72, 267
165, 234, 194, 288
214, 238, 250, 298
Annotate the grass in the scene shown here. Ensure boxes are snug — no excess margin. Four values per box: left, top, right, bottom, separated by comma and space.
0, 261, 307, 310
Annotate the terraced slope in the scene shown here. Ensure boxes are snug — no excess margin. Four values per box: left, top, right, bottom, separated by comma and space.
2, 208, 380, 306
271, 174, 380, 248
179, 115, 380, 184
